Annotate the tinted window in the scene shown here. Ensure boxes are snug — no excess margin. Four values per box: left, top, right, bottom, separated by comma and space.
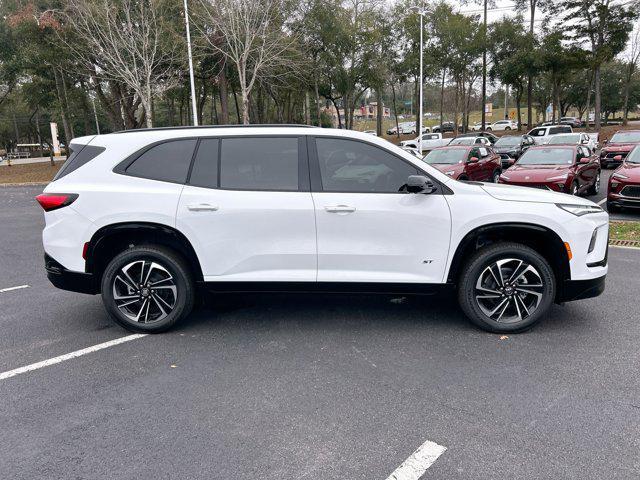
126, 139, 196, 183
220, 137, 298, 191
54, 144, 105, 180
189, 139, 219, 189
550, 126, 571, 135
530, 128, 546, 136
316, 138, 418, 193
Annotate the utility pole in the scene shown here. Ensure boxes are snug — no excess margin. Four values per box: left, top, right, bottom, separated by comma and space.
410, 5, 426, 152
183, 0, 199, 126
504, 85, 508, 119
481, 0, 487, 131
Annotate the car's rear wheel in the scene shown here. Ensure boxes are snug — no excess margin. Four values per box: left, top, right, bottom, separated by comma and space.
458, 242, 556, 333
486, 127, 492, 131
587, 172, 600, 195
505, 126, 511, 131
101, 246, 195, 333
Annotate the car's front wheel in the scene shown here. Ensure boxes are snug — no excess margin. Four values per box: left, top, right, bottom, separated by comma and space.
101, 246, 195, 333
458, 242, 556, 333
491, 169, 501, 183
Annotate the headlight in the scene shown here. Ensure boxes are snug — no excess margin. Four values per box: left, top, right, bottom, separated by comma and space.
445, 170, 455, 176
546, 173, 569, 181
556, 203, 603, 216
612, 172, 628, 180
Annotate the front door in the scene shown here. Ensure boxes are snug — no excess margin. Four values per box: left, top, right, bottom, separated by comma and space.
309, 136, 452, 284
176, 136, 317, 282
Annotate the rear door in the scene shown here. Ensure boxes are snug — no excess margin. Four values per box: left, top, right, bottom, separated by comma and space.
176, 136, 317, 282
309, 136, 451, 284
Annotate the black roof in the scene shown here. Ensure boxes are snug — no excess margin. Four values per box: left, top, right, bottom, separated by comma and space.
110, 124, 318, 134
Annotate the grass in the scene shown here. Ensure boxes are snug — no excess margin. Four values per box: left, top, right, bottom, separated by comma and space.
609, 221, 640, 243
0, 161, 63, 185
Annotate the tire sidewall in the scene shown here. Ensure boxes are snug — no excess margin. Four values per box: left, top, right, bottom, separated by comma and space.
459, 244, 556, 333
101, 247, 193, 333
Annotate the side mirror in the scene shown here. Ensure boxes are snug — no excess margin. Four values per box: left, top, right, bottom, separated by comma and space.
407, 175, 437, 194
613, 155, 623, 161
468, 156, 479, 163
579, 156, 590, 164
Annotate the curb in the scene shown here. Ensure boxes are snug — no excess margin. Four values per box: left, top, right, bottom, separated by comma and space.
0, 182, 49, 187
609, 240, 640, 249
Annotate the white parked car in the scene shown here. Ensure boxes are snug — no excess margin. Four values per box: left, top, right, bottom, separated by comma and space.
527, 125, 573, 144
38, 125, 608, 334
399, 132, 450, 152
448, 136, 491, 146
546, 132, 597, 151
387, 122, 423, 136
487, 120, 518, 132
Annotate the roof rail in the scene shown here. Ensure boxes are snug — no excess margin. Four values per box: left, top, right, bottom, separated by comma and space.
110, 124, 318, 134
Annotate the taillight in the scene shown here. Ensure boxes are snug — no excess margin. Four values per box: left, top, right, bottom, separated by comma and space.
35, 193, 78, 212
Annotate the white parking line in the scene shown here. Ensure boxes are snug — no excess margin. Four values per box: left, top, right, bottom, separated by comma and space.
0, 284, 30, 293
385, 439, 447, 480
597, 198, 607, 205
0, 334, 147, 381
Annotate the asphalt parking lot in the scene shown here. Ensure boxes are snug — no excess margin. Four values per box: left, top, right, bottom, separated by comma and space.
1, 185, 639, 479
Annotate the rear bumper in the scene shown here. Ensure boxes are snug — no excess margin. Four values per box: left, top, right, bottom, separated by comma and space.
45, 254, 98, 295
558, 275, 606, 303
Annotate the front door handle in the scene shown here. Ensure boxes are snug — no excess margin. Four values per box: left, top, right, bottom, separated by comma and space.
324, 205, 356, 214
187, 203, 219, 212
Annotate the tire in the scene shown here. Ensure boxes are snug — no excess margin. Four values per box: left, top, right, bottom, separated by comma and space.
486, 127, 492, 132
505, 126, 511, 131
101, 245, 195, 333
587, 171, 600, 196
457, 242, 556, 333
491, 169, 501, 183
570, 181, 579, 196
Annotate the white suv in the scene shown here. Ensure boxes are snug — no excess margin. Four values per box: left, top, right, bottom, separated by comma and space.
38, 126, 609, 334
487, 120, 518, 132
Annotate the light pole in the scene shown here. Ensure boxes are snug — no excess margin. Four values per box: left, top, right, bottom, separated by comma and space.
410, 6, 426, 153
183, 0, 198, 126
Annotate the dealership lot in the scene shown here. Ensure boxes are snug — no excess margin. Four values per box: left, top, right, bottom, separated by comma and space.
1, 185, 639, 479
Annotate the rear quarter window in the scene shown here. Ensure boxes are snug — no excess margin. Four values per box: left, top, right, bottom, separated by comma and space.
53, 144, 105, 180
124, 139, 197, 184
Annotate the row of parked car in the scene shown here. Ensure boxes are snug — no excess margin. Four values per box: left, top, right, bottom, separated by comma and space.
398, 128, 640, 213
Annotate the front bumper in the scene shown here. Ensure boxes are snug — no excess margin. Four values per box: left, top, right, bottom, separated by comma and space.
500, 180, 567, 192
45, 254, 98, 295
558, 275, 606, 303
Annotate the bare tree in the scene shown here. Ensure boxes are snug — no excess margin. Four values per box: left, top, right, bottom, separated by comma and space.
196, 0, 299, 124
62, 0, 181, 128
623, 23, 640, 125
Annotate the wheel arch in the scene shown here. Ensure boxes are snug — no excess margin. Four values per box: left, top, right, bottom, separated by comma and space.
447, 222, 570, 299
85, 222, 204, 284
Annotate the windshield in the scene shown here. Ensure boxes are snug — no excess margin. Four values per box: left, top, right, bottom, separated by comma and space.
423, 149, 467, 164
495, 136, 521, 147
449, 137, 475, 146
610, 132, 640, 143
547, 134, 581, 145
518, 148, 574, 165
626, 146, 640, 164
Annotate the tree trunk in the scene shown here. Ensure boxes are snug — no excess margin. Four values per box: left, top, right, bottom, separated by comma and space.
314, 78, 321, 126
453, 79, 460, 136
53, 67, 74, 144
331, 98, 342, 129
241, 89, 250, 125
594, 65, 602, 131
622, 65, 633, 126
516, 88, 522, 132
305, 91, 311, 125
218, 69, 230, 124
231, 82, 241, 123
391, 82, 400, 139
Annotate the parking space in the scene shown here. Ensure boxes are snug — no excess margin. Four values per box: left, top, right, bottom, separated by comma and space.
1, 185, 640, 479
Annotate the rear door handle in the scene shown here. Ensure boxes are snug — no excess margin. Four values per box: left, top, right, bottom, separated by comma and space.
187, 203, 219, 212
324, 205, 356, 214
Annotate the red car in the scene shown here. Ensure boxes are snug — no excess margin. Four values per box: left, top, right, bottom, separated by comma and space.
607, 146, 640, 212
422, 145, 502, 182
600, 130, 640, 169
498, 145, 601, 196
